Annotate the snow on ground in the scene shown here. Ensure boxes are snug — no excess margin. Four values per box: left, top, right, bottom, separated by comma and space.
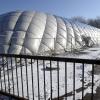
0, 46, 100, 100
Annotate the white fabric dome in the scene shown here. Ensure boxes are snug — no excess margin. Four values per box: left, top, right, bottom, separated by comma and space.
0, 11, 100, 55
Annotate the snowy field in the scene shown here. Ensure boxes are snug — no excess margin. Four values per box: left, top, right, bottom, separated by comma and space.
0, 46, 100, 100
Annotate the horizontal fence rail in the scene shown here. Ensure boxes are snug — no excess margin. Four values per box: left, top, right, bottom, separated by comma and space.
0, 54, 99, 100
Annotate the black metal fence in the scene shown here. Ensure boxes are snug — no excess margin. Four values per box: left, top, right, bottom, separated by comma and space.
0, 54, 100, 100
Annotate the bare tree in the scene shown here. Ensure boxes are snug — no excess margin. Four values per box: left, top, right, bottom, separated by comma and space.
71, 16, 87, 24
88, 17, 100, 28
81, 35, 94, 47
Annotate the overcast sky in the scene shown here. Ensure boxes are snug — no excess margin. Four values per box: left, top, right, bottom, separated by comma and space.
0, 0, 100, 19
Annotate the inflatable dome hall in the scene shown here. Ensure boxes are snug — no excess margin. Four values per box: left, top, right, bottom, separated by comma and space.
0, 11, 100, 55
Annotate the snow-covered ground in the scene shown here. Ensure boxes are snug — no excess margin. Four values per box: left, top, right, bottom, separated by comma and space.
1, 46, 100, 100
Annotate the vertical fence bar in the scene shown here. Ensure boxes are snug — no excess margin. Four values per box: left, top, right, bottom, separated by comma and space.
73, 62, 75, 100
37, 60, 40, 100
43, 60, 46, 100
15, 57, 19, 97
25, 58, 29, 99
20, 58, 24, 97
2, 57, 6, 92
50, 60, 52, 100
6, 57, 11, 100
65, 62, 67, 100
57, 61, 59, 100
11, 57, 14, 95
91, 64, 94, 100
30, 59, 34, 100
82, 63, 84, 100
0, 57, 3, 91
6, 57, 10, 94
